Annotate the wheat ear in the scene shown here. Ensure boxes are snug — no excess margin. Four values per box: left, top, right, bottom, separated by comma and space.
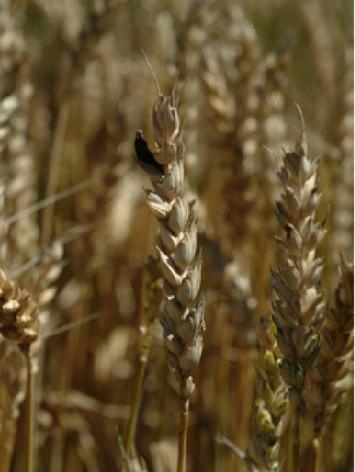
304, 256, 354, 471
135, 80, 205, 472
271, 108, 327, 472
246, 314, 288, 471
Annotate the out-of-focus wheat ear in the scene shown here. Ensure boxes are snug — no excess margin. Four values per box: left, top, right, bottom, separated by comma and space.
217, 259, 258, 457
174, 0, 211, 186
245, 314, 288, 472
61, 0, 126, 73
41, 0, 126, 249
0, 1, 38, 272
200, 3, 259, 254
200, 6, 260, 461
0, 4, 40, 471
324, 45, 354, 287
299, 0, 334, 100
304, 256, 353, 471
135, 80, 205, 472
271, 108, 326, 472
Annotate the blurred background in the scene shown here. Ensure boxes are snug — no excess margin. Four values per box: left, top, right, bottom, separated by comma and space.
0, 0, 353, 471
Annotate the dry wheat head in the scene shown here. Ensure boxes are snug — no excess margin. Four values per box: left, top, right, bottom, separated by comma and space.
136, 90, 205, 399
0, 269, 39, 349
304, 256, 354, 435
271, 109, 327, 390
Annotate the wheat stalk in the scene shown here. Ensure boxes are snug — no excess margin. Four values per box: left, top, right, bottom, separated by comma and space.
135, 69, 205, 472
0, 337, 26, 472
124, 255, 162, 459
270, 107, 327, 472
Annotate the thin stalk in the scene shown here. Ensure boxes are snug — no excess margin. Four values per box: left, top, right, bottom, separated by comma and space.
124, 326, 154, 457
177, 383, 190, 472
41, 98, 71, 249
25, 349, 35, 472
289, 386, 303, 472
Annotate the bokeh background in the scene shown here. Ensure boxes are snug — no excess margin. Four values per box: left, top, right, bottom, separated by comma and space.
0, 0, 353, 471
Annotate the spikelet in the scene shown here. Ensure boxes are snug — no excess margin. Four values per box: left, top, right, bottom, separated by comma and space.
200, 4, 259, 252
135, 87, 205, 399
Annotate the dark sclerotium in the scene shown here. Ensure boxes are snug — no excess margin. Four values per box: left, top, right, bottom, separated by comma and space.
134, 130, 164, 174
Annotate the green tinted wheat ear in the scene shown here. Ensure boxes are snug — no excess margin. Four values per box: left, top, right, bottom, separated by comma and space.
246, 314, 288, 472
271, 108, 327, 472
135, 80, 205, 472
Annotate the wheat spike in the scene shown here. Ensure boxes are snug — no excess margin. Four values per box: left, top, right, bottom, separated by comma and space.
271, 108, 327, 471
305, 257, 354, 435
245, 314, 288, 471
136, 89, 205, 398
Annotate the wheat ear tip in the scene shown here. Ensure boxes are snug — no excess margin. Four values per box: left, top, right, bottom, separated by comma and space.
294, 102, 307, 156
139, 46, 161, 96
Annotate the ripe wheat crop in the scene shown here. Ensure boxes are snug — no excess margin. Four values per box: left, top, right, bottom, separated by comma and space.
0, 1, 352, 472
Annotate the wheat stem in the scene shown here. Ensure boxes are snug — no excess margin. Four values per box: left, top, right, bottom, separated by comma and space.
289, 386, 303, 472
125, 255, 161, 458
41, 99, 71, 248
125, 325, 154, 458
177, 384, 190, 472
125, 351, 147, 458
24, 348, 34, 472
310, 437, 321, 472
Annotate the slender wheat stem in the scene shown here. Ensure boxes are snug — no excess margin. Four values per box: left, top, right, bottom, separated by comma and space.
177, 385, 189, 472
125, 256, 162, 458
25, 348, 34, 472
125, 349, 147, 459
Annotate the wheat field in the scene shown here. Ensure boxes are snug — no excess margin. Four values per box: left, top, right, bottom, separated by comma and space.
0, 0, 353, 471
